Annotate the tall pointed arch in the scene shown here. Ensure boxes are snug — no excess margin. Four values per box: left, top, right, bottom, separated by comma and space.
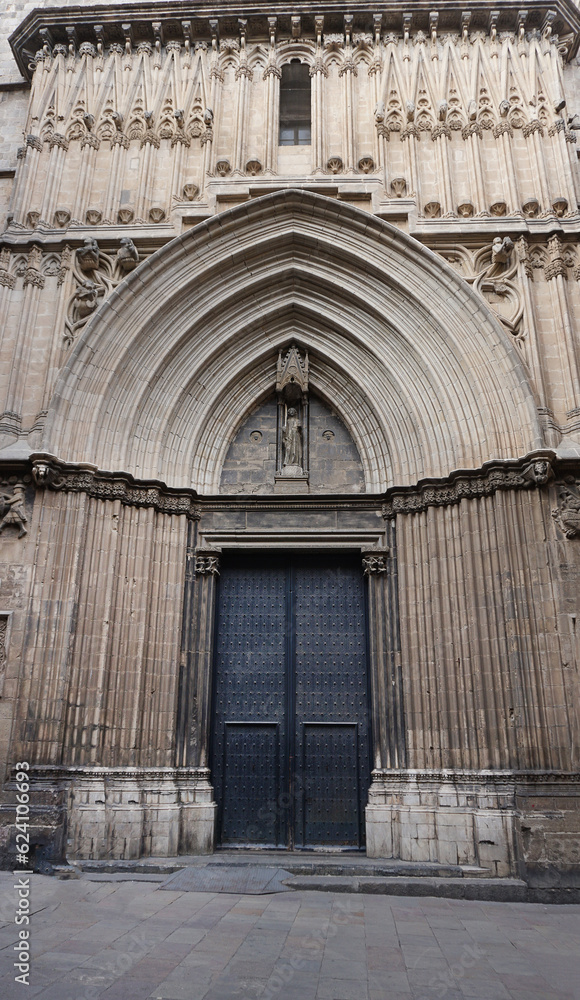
43, 189, 542, 492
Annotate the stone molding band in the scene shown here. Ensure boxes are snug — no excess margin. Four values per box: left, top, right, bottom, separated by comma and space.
10, 3, 580, 80
15, 765, 211, 782
0, 450, 576, 525
371, 768, 580, 784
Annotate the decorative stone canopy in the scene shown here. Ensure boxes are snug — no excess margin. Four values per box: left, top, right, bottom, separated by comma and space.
10, 0, 580, 80
43, 189, 542, 493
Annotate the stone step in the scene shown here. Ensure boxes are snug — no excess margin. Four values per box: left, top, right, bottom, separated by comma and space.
284, 875, 529, 902
63, 853, 491, 880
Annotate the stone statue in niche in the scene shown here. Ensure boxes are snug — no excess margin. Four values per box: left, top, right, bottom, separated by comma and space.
275, 344, 309, 490
282, 407, 303, 471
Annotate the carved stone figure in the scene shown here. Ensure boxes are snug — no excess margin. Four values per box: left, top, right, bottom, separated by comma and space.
282, 408, 303, 469
77, 237, 99, 271
552, 480, 580, 538
491, 236, 514, 265
195, 554, 220, 575
0, 483, 28, 538
116, 237, 139, 271
72, 280, 100, 321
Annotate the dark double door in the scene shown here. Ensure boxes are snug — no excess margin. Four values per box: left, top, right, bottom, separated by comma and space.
211, 552, 371, 849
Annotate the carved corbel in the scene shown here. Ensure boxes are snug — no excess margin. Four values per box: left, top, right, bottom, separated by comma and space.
32, 460, 62, 488
522, 458, 553, 486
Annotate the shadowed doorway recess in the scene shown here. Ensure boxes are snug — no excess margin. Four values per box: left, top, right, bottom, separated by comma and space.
211, 552, 371, 850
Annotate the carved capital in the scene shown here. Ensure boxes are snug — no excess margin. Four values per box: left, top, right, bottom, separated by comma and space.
23, 247, 45, 289
26, 134, 43, 153
80, 132, 100, 150
522, 119, 544, 138
0, 250, 16, 289
48, 132, 69, 151
362, 554, 388, 575
195, 553, 220, 576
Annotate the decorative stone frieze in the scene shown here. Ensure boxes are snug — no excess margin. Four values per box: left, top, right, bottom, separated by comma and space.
381, 454, 556, 518
30, 458, 202, 519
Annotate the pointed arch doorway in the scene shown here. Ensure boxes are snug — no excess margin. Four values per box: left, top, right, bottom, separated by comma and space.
211, 550, 371, 850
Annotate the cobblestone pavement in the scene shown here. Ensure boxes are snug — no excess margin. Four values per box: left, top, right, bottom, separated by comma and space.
0, 872, 579, 1000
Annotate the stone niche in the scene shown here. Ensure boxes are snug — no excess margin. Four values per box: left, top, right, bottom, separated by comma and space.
219, 393, 365, 494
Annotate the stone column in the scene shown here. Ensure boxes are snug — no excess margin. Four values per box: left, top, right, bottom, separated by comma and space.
263, 18, 280, 174
72, 133, 100, 224
523, 121, 551, 211
310, 17, 327, 175
340, 16, 357, 172
205, 21, 223, 178
232, 19, 252, 175
368, 15, 383, 171
493, 120, 519, 215
514, 237, 550, 426
40, 133, 69, 226
176, 535, 220, 770
363, 532, 405, 774
363, 527, 406, 860
0, 248, 45, 438
545, 236, 580, 424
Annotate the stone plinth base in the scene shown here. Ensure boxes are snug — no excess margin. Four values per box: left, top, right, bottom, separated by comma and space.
274, 473, 309, 493
366, 770, 519, 876
0, 766, 217, 864
66, 767, 216, 859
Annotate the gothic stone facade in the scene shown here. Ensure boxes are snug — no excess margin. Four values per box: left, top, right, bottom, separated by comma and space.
0, 0, 579, 885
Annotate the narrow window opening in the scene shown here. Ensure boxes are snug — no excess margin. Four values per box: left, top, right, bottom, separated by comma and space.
279, 60, 311, 146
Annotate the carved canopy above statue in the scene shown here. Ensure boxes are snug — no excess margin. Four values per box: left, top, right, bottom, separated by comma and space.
43, 189, 541, 492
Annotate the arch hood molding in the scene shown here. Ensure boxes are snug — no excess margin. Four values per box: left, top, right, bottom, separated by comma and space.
43, 189, 542, 493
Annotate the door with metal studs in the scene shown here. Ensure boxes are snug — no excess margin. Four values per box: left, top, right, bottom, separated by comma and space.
211, 551, 371, 849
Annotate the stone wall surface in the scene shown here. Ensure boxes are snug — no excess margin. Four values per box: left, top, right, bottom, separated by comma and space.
0, 1, 578, 878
